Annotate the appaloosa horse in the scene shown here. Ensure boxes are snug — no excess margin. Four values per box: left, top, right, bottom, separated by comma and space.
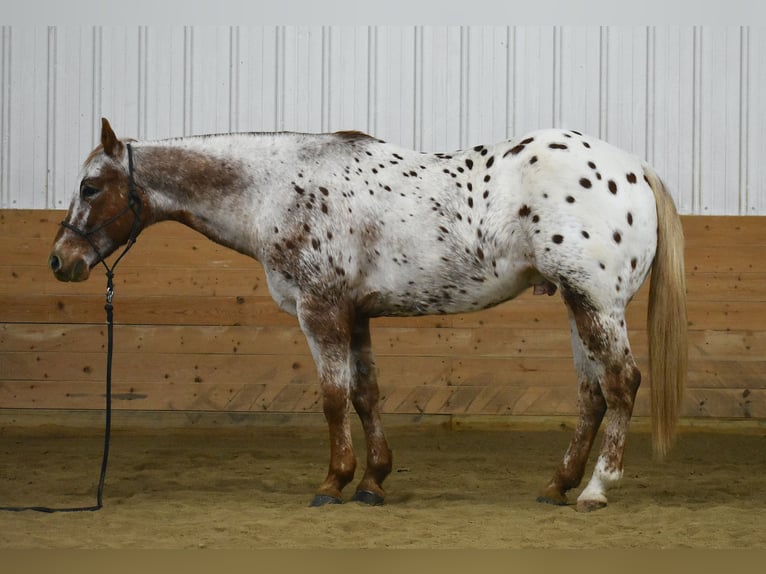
49, 118, 687, 511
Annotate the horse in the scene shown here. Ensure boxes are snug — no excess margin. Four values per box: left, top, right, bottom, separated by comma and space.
49, 118, 687, 512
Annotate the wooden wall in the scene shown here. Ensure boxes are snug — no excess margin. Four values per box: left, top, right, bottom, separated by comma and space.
1, 210, 764, 421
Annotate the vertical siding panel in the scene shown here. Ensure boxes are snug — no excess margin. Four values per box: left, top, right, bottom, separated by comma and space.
558, 26, 602, 135
143, 26, 186, 140
237, 27, 279, 133
0, 26, 11, 207
187, 26, 232, 135
419, 26, 462, 152
45, 26, 56, 209
604, 26, 649, 158
374, 26, 416, 148
281, 26, 324, 133
464, 26, 509, 148
698, 27, 743, 215
100, 27, 140, 138
652, 26, 696, 213
7, 27, 48, 208
366, 26, 378, 136
746, 28, 765, 214
50, 27, 98, 208
327, 26, 370, 133
511, 26, 555, 136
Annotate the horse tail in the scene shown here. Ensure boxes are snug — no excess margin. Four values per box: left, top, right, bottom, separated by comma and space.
644, 167, 688, 459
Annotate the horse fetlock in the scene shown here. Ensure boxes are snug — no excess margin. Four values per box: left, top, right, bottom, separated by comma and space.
536, 481, 569, 506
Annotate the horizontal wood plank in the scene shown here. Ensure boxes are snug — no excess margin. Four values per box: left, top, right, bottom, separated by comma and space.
5, 323, 766, 363
0, 380, 761, 419
5, 293, 766, 333
5, 264, 766, 303
2, 209, 766, 420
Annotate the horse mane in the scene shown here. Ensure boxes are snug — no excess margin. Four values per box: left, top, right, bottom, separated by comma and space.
333, 130, 378, 143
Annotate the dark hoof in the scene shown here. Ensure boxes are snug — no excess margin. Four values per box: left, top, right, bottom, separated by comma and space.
536, 495, 568, 507
308, 495, 344, 507
351, 490, 385, 506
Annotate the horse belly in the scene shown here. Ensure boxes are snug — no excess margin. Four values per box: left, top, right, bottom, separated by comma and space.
357, 250, 537, 317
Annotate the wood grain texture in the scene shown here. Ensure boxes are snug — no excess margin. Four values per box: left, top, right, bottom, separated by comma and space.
2, 210, 765, 420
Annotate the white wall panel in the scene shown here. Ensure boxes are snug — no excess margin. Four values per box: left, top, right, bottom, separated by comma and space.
463, 26, 510, 148
418, 26, 463, 152
279, 26, 325, 133
510, 26, 556, 137
49, 27, 98, 208
1, 27, 11, 207
143, 26, 186, 139
0, 25, 762, 214
236, 26, 279, 133
557, 26, 603, 136
747, 27, 766, 214
697, 27, 745, 215
604, 26, 649, 157
187, 26, 233, 135
651, 26, 696, 214
327, 26, 371, 134
373, 26, 416, 148
6, 27, 48, 208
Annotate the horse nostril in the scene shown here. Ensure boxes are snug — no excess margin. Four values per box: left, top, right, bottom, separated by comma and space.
49, 254, 62, 272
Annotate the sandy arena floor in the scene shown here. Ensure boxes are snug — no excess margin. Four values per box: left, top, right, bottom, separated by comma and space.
0, 420, 764, 549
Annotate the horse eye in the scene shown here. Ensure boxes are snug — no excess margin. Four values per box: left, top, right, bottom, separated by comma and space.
81, 185, 101, 199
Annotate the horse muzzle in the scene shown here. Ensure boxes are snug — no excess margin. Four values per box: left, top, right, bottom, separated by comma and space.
49, 251, 91, 282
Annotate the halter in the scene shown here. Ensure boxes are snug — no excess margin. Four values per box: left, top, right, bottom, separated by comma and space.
60, 143, 144, 292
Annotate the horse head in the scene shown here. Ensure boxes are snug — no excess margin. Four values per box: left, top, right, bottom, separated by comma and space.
49, 118, 144, 282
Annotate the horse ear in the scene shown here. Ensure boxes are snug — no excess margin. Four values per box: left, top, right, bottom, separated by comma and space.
101, 117, 122, 158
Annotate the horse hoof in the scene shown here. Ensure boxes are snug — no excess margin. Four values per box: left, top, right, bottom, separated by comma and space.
351, 490, 385, 506
536, 495, 568, 507
308, 495, 344, 507
576, 499, 608, 512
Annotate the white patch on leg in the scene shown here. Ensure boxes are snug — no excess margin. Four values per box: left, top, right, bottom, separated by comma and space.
577, 456, 623, 505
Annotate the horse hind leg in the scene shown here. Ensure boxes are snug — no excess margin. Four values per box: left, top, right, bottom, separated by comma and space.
576, 338, 641, 512
537, 311, 607, 506
348, 315, 393, 505
552, 289, 641, 511
538, 281, 642, 511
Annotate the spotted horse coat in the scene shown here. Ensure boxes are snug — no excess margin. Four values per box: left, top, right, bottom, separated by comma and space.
50, 119, 687, 512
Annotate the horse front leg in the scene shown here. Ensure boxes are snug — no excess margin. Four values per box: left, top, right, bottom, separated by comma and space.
298, 296, 357, 507
349, 315, 392, 505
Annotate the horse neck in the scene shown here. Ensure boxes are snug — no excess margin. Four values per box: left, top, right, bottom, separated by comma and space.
133, 137, 268, 256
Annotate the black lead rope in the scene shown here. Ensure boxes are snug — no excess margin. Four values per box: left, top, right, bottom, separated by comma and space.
1, 144, 141, 513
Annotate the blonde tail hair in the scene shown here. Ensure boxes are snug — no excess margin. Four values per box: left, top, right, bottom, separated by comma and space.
644, 167, 688, 459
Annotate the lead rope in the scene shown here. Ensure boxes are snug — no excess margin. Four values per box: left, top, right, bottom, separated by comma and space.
1, 144, 141, 513
0, 279, 115, 513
